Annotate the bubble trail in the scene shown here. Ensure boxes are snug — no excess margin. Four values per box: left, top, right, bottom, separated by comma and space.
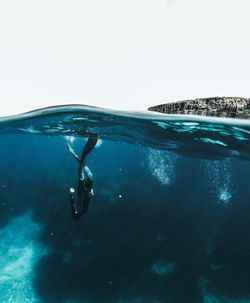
147, 149, 179, 186
204, 159, 233, 204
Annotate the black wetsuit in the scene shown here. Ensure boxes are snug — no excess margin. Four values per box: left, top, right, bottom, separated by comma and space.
70, 133, 98, 219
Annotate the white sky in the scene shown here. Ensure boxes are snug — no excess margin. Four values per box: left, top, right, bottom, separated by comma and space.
0, 0, 250, 116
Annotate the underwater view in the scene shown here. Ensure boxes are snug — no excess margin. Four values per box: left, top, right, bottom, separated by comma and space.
0, 105, 249, 303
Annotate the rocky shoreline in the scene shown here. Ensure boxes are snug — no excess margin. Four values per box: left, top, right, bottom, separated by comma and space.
148, 97, 250, 119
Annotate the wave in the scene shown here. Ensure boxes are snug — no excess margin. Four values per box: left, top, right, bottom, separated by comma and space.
0, 104, 249, 160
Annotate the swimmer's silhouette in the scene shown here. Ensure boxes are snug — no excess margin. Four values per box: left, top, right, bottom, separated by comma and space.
66, 133, 98, 219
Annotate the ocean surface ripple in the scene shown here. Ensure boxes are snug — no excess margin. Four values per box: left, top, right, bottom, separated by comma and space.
0, 104, 249, 160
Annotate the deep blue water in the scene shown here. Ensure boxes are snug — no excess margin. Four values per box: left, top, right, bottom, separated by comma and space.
0, 105, 249, 303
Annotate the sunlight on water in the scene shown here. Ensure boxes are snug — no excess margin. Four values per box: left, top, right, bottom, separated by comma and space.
198, 138, 228, 147
147, 149, 179, 185
204, 159, 233, 204
0, 213, 48, 303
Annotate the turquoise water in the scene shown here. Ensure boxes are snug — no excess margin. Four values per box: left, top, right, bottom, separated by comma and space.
0, 105, 249, 303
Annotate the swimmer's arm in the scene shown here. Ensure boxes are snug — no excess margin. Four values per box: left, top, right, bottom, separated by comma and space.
66, 140, 80, 162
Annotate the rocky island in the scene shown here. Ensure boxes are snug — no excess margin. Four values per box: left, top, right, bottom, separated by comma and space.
148, 97, 250, 119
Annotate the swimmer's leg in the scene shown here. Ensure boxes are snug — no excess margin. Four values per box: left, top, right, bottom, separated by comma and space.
81, 198, 89, 214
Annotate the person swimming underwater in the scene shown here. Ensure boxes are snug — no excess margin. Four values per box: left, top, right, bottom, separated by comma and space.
66, 133, 98, 219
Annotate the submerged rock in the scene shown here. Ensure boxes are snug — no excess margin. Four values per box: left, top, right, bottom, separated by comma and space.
148, 97, 250, 119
